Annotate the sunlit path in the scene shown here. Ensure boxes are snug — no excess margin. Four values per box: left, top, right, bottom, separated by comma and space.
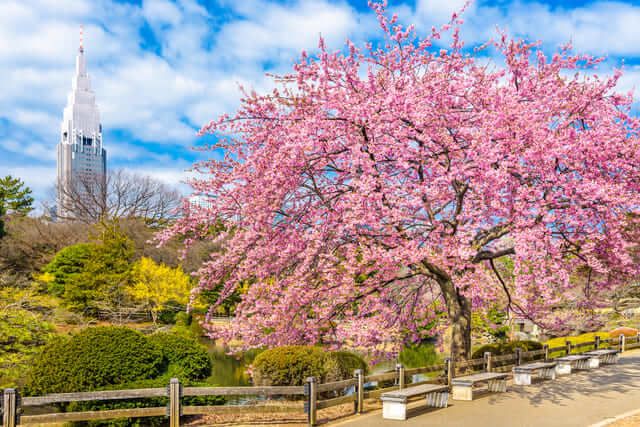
334, 350, 640, 427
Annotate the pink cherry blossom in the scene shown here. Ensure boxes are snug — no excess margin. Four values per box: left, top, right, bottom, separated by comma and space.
160, 2, 640, 360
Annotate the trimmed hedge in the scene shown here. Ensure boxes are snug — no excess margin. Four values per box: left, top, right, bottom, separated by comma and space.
27, 327, 220, 427
26, 327, 215, 395
148, 332, 211, 380
324, 351, 368, 383
471, 340, 543, 359
26, 327, 163, 395
251, 346, 367, 386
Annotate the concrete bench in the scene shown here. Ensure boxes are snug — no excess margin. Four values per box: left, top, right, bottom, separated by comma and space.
381, 384, 449, 420
512, 361, 557, 385
451, 372, 508, 401
584, 349, 619, 365
555, 354, 598, 375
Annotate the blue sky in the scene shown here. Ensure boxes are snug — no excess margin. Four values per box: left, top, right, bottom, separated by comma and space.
2, 0, 640, 204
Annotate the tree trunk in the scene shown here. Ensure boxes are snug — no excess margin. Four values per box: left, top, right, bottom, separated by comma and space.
439, 277, 472, 362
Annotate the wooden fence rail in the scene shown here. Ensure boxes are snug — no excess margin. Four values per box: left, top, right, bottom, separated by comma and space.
1, 333, 634, 427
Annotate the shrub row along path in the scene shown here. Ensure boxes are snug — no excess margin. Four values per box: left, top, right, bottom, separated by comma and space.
334, 350, 640, 427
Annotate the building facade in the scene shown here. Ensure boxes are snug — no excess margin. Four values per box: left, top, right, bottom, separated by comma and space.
57, 37, 106, 220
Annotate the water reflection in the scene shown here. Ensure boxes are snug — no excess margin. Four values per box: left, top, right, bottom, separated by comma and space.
202, 340, 441, 388
204, 343, 259, 386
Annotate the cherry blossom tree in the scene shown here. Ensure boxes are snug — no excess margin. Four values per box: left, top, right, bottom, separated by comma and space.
163, 3, 640, 361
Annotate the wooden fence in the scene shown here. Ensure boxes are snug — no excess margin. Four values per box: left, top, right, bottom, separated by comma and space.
2, 333, 639, 427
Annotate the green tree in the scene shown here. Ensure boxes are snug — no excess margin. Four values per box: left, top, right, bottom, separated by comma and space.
39, 243, 95, 297
38, 223, 135, 315
0, 175, 34, 239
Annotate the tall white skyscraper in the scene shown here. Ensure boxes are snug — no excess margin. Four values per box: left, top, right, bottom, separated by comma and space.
57, 29, 107, 220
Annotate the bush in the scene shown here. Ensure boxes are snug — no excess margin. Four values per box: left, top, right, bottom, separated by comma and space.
324, 351, 368, 382
26, 327, 163, 394
148, 332, 211, 380
609, 327, 638, 339
251, 346, 367, 386
471, 340, 542, 359
0, 309, 54, 388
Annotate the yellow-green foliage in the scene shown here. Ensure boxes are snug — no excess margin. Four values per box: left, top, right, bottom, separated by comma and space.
0, 309, 54, 388
471, 340, 542, 359
251, 345, 367, 386
127, 257, 191, 323
0, 286, 56, 388
545, 331, 611, 358
545, 331, 611, 349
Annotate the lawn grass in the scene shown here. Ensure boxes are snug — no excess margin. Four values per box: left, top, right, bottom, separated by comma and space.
545, 331, 611, 358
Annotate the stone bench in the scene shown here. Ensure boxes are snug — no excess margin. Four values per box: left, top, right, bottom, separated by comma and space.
512, 361, 557, 385
451, 372, 508, 401
381, 384, 449, 420
555, 354, 598, 375
584, 349, 619, 365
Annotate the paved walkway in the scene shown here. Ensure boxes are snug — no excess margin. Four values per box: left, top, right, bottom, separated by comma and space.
334, 350, 640, 427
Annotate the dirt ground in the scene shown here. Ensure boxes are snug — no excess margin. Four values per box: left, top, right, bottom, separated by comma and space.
183, 399, 382, 426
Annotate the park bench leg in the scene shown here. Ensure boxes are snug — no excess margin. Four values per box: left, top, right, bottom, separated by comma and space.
426, 391, 448, 408
539, 367, 556, 381
488, 379, 507, 393
556, 363, 571, 376
452, 385, 473, 401
382, 398, 408, 420
514, 372, 532, 386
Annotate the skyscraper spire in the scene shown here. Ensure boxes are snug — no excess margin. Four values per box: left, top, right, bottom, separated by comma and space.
56, 27, 107, 221
79, 24, 84, 53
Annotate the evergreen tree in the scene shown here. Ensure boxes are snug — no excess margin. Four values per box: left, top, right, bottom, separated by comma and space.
0, 175, 34, 239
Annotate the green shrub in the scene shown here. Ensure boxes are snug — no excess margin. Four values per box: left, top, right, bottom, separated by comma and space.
324, 351, 368, 382
251, 346, 367, 386
471, 340, 542, 359
148, 332, 211, 380
26, 327, 163, 394
0, 309, 54, 388
252, 346, 325, 386
174, 311, 192, 326
399, 342, 440, 368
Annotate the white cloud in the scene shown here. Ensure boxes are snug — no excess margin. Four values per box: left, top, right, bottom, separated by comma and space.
214, 0, 360, 64
3, 0, 640, 205
410, 1, 640, 57
415, 0, 474, 25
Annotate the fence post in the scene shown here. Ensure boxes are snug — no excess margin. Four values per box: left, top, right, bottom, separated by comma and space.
306, 377, 317, 426
396, 363, 405, 390
565, 340, 572, 356
353, 370, 363, 415
543, 344, 549, 361
2, 389, 17, 427
619, 335, 626, 353
595, 335, 600, 350
484, 352, 492, 372
515, 347, 522, 366
637, 332, 640, 346
445, 357, 453, 386
168, 378, 181, 427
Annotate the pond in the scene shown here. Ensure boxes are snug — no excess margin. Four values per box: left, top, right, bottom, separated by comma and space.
203, 340, 442, 387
